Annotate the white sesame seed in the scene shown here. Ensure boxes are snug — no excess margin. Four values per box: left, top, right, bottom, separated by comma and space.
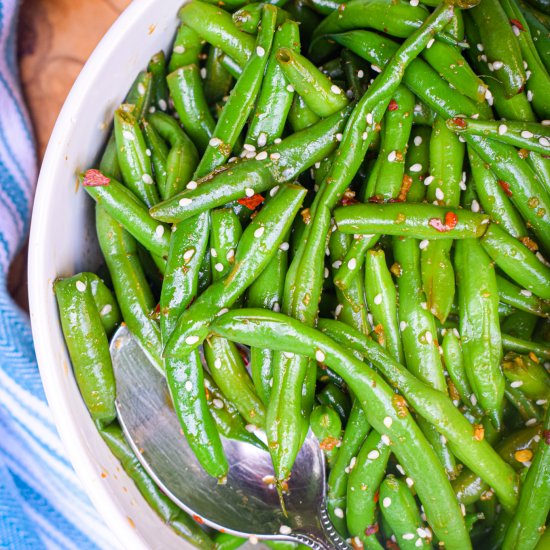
186, 180, 197, 190
414, 135, 423, 146
324, 267, 330, 279
381, 434, 391, 445
257, 132, 268, 148
539, 137, 550, 147
334, 507, 344, 519
410, 163, 422, 173
400, 321, 408, 331
270, 152, 281, 160
174, 45, 185, 54
420, 301, 428, 310
485, 89, 494, 105
426, 331, 433, 344
374, 293, 382, 305
406, 477, 414, 488
542, 120, 550, 126
427, 38, 435, 49
286, 84, 294, 93
179, 197, 193, 207
367, 450, 380, 460
270, 185, 280, 197
148, 106, 156, 114
217, 308, 229, 317
209, 137, 222, 147
335, 304, 343, 317
520, 289, 532, 297
382, 497, 392, 508
336, 133, 343, 142
348, 258, 357, 270
274, 137, 282, 144
349, 457, 357, 470
396, 464, 405, 475
254, 226, 265, 238
424, 175, 434, 186
212, 398, 224, 409
213, 358, 223, 370
526, 70, 532, 80
498, 124, 508, 135
415, 539, 423, 548
214, 262, 224, 272
419, 240, 429, 250
331, 260, 341, 270
526, 418, 538, 426
330, 84, 342, 95
524, 60, 529, 69
461, 503, 466, 516
440, 434, 447, 445
155, 225, 165, 238
480, 54, 488, 62
283, 351, 294, 358
417, 528, 428, 538
200, 68, 207, 79
243, 143, 256, 152
510, 380, 523, 388
527, 90, 534, 102
100, 304, 112, 316
362, 131, 368, 140
435, 187, 444, 200
403, 533, 415, 541
183, 249, 195, 262
316, 349, 326, 362
521, 130, 534, 139
158, 99, 168, 111
184, 380, 193, 391
492, 61, 504, 70
145, 148, 152, 157
536, 399, 547, 405
471, 199, 480, 213
226, 249, 235, 261
245, 187, 255, 198
536, 252, 550, 266
256, 151, 268, 160
122, 130, 135, 141
185, 335, 199, 345
279, 525, 292, 535
256, 46, 265, 57
388, 150, 397, 162
366, 113, 373, 125
372, 65, 382, 73
357, 70, 364, 79
245, 424, 257, 433
273, 302, 281, 313
512, 25, 520, 36
76, 280, 87, 292
470, 394, 478, 406
279, 242, 290, 251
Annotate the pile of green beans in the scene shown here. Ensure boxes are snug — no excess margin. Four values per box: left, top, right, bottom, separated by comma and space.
54, 0, 550, 547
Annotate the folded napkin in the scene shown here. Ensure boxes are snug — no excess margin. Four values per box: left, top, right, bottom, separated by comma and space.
0, 2, 116, 548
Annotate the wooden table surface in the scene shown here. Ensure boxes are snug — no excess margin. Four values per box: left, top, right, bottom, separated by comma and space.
11, 0, 131, 310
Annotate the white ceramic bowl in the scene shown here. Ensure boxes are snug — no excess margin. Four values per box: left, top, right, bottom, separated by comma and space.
28, 1, 193, 548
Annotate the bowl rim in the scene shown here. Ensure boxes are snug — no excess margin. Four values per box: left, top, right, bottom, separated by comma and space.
28, 1, 167, 547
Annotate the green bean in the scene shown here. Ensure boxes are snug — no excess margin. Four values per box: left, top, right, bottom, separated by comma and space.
502, 333, 550, 360
497, 275, 550, 317
505, 379, 543, 422
310, 405, 342, 468
168, 24, 203, 72
283, 1, 322, 51
287, 94, 320, 132
113, 107, 159, 208
317, 382, 352, 424
147, 51, 169, 112
521, 0, 550, 73
178, 2, 255, 67
333, 235, 380, 291
341, 49, 370, 100
455, 237, 505, 430
125, 71, 154, 119
449, 117, 550, 156
204, 47, 234, 104
54, 275, 116, 425
502, 352, 550, 400
276, 48, 348, 117
346, 431, 391, 549
502, 310, 538, 340
246, 20, 299, 148
480, 223, 550, 301
141, 120, 169, 198
418, 415, 459, 480
379, 475, 429, 549
334, 203, 490, 240
95, 208, 161, 372
209, 208, 242, 281
402, 126, 430, 202
212, 310, 471, 548
213, 532, 245, 550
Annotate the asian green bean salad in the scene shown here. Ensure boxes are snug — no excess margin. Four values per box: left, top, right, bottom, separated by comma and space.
55, 0, 550, 547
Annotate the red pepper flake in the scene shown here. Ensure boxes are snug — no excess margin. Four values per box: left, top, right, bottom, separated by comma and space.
452, 116, 467, 128
445, 211, 458, 230
367, 195, 384, 203
510, 18, 525, 31
544, 430, 550, 445
192, 514, 205, 524
351, 538, 364, 550
237, 193, 264, 210
498, 180, 513, 197
365, 524, 379, 537
373, 490, 379, 503
388, 99, 399, 111
428, 211, 458, 233
83, 169, 110, 187
320, 436, 340, 451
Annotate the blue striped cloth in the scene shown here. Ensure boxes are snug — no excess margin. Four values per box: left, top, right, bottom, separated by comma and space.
0, 2, 115, 548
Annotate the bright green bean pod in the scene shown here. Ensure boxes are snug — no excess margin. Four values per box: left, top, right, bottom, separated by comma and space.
83, 272, 122, 337
318, 317, 519, 512
195, 5, 277, 177
95, 206, 162, 370
317, 382, 352, 424
168, 24, 202, 72
455, 237, 504, 429
147, 50, 169, 112
276, 48, 348, 117
213, 532, 246, 550
393, 237, 446, 392
480, 223, 550, 301
521, 1, 550, 73
364, 248, 403, 363
333, 235, 380, 291
497, 275, 550, 317
502, 310, 538, 340
54, 275, 116, 425
178, 1, 255, 67
167, 65, 216, 153
204, 337, 266, 426
165, 184, 306, 358
503, 333, 550, 360
448, 117, 550, 156
505, 379, 542, 422
99, 422, 215, 549
287, 94, 320, 132
403, 125, 430, 202
502, 352, 550, 400
141, 119, 169, 198
417, 414, 459, 479
442, 329, 485, 417
210, 208, 242, 281
245, 20, 300, 148
467, 147, 527, 239
113, 107, 159, 208
379, 475, 429, 549
334, 203, 490, 240
341, 48, 370, 100
204, 46, 233, 104
373, 85, 415, 200
213, 310, 472, 549
310, 405, 342, 468
82, 170, 170, 260
346, 431, 391, 550
469, 0, 526, 97
503, 408, 550, 550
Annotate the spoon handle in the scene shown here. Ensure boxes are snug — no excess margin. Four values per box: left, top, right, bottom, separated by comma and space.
291, 508, 350, 550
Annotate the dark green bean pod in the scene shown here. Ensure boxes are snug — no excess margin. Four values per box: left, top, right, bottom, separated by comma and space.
505, 380, 543, 422
287, 94, 321, 132
147, 50, 169, 112
469, 0, 526, 97
168, 24, 203, 72
418, 414, 459, 480
213, 532, 246, 550
276, 48, 348, 117
317, 382, 352, 424
521, 1, 550, 73
310, 405, 342, 468
54, 275, 116, 425
346, 431, 391, 550
334, 203, 490, 240
204, 47, 234, 105
99, 422, 215, 549
83, 272, 122, 337
497, 274, 550, 317
167, 65, 217, 153
210, 208, 242, 281
449, 117, 550, 156
502, 352, 550, 400
412, 101, 436, 126
95, 206, 162, 370
113, 107, 159, 208
82, 170, 170, 260
403, 126, 430, 202
502, 310, 538, 340
333, 235, 380, 292
379, 475, 429, 549
327, 401, 371, 537
502, 333, 550, 360
455, 237, 505, 430
341, 49, 370, 99
212, 309, 472, 549
373, 85, 415, 200
141, 119, 169, 198
245, 20, 300, 148
317, 317, 519, 512
204, 337, 266, 426
480, 223, 550, 301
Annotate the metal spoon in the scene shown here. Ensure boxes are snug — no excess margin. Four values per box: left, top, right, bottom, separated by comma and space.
111, 326, 348, 550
